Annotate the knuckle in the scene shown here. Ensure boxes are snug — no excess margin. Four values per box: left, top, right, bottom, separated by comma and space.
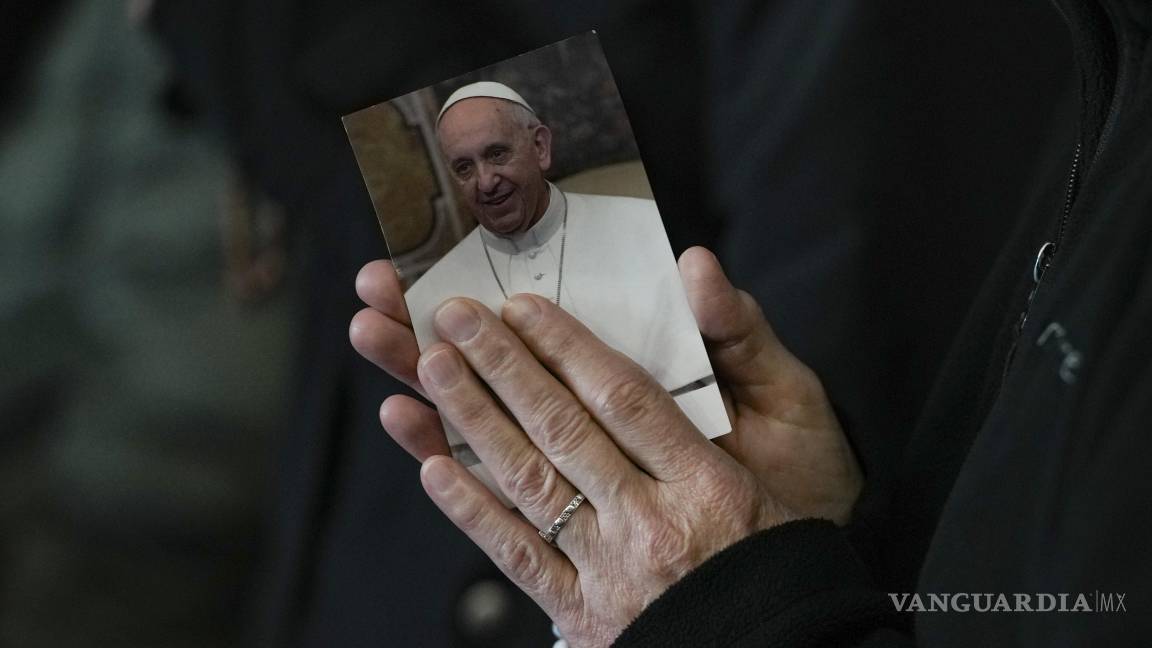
470, 334, 520, 380
695, 458, 758, 506
450, 386, 498, 428
685, 463, 764, 534
711, 291, 768, 359
497, 534, 550, 593
454, 497, 491, 534
539, 322, 582, 361
639, 519, 695, 579
655, 445, 698, 482
737, 290, 766, 321
529, 397, 593, 459
712, 473, 758, 515
503, 451, 559, 512
592, 369, 660, 429
793, 364, 828, 403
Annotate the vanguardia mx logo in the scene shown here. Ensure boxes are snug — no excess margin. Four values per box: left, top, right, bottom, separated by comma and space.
888, 591, 1126, 613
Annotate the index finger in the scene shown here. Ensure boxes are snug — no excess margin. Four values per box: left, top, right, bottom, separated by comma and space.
501, 294, 719, 482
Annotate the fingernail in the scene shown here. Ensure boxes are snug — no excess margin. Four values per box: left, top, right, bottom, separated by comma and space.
436, 300, 481, 342
422, 348, 460, 389
503, 295, 540, 328
422, 459, 457, 495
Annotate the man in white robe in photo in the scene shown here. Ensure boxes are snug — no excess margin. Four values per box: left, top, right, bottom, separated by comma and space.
403, 81, 729, 488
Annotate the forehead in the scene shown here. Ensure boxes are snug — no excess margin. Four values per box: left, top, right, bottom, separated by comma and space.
436, 98, 520, 156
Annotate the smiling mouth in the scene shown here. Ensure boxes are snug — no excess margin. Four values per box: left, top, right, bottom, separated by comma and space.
482, 191, 513, 206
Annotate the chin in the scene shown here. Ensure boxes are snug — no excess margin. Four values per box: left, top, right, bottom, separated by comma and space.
481, 208, 526, 235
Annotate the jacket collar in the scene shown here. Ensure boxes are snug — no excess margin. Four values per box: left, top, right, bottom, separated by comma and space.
1049, 0, 1120, 173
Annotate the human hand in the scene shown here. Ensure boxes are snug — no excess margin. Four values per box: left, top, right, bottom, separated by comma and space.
350, 248, 862, 523
677, 248, 862, 524
399, 289, 802, 646
349, 259, 452, 459
349, 248, 863, 646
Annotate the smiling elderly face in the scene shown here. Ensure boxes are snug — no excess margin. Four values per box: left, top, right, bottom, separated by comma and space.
437, 97, 553, 236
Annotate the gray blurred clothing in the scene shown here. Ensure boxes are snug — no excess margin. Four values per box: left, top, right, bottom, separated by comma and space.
0, 1, 294, 646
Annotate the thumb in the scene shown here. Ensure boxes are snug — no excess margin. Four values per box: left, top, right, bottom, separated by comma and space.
677, 247, 824, 414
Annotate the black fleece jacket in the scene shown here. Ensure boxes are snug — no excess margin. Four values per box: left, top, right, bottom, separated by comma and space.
617, 1, 1152, 645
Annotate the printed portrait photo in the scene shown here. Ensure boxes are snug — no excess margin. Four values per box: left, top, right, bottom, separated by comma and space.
343, 33, 729, 493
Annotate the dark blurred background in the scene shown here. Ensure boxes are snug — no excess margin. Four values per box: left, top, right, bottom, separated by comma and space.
1, 1, 1071, 646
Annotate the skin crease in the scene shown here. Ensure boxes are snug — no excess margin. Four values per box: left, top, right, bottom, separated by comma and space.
437, 97, 553, 236
349, 221, 863, 644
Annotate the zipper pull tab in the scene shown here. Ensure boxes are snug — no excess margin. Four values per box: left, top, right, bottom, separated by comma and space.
1032, 240, 1056, 283
1017, 241, 1055, 335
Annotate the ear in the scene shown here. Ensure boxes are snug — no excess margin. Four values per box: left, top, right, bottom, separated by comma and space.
532, 124, 553, 172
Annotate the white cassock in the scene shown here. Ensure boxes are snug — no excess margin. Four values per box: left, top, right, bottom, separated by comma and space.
404, 182, 730, 497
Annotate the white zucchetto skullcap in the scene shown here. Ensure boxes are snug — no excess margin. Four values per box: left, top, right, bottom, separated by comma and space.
437, 81, 535, 124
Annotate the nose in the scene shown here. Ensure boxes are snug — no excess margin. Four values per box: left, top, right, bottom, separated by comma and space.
477, 163, 501, 194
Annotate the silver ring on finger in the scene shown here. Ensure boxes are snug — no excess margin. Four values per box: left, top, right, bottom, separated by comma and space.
538, 493, 586, 545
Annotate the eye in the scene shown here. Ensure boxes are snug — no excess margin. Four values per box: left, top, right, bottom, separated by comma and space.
453, 161, 473, 179
489, 148, 510, 164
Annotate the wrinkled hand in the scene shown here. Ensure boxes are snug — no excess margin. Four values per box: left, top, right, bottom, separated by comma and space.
679, 250, 862, 525
350, 247, 862, 646
351, 247, 861, 521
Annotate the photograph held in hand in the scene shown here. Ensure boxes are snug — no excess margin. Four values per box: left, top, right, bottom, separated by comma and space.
344, 33, 731, 496
345, 32, 860, 648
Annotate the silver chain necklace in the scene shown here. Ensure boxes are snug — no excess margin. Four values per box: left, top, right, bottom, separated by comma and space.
481, 190, 568, 306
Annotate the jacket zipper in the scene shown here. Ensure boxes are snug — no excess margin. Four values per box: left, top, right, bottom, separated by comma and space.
1002, 140, 1082, 381
1052, 140, 1082, 259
